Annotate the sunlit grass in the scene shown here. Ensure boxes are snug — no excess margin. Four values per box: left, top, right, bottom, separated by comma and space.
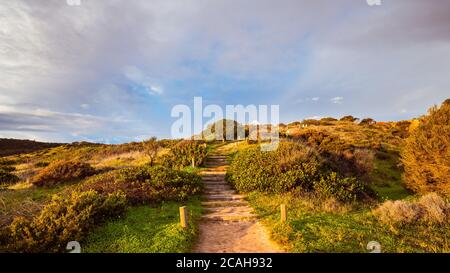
247, 192, 449, 253
82, 197, 203, 253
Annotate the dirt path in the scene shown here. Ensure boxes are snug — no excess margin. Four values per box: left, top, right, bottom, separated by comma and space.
192, 152, 283, 253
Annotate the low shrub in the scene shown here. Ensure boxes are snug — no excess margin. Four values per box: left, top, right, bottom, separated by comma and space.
228, 142, 374, 202
5, 190, 127, 252
81, 166, 202, 204
161, 140, 207, 169
31, 160, 96, 187
294, 129, 375, 178
0, 170, 20, 185
227, 142, 323, 193
373, 193, 449, 227
313, 172, 370, 202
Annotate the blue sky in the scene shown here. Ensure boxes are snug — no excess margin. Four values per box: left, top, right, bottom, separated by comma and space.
1, 0, 450, 143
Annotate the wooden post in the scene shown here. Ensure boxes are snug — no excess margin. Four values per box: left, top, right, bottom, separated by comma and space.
191, 157, 195, 168
179, 206, 188, 228
280, 204, 287, 223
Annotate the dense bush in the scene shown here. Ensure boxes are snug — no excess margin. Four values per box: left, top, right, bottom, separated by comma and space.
292, 129, 374, 178
373, 193, 449, 227
293, 129, 351, 153
313, 172, 370, 202
359, 118, 376, 126
227, 142, 373, 202
228, 142, 323, 193
401, 99, 450, 197
31, 160, 96, 187
5, 190, 127, 252
161, 140, 207, 169
80, 165, 202, 204
340, 115, 359, 122
0, 169, 20, 185
325, 148, 375, 179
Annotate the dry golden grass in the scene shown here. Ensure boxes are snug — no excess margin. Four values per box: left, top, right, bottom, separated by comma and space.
373, 193, 449, 227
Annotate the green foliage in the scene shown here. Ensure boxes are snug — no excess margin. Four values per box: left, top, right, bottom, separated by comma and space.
142, 137, 160, 166
202, 119, 246, 140
31, 160, 96, 187
81, 165, 203, 205
161, 140, 207, 169
83, 197, 203, 253
228, 142, 373, 202
401, 99, 450, 196
5, 190, 127, 252
248, 192, 450, 253
292, 129, 375, 178
227, 142, 323, 193
313, 172, 370, 202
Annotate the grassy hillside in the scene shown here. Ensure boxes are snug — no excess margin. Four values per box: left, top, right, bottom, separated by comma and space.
0, 138, 62, 156
0, 139, 207, 252
0, 112, 447, 253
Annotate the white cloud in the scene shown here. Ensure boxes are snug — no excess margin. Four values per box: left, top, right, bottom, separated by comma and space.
330, 97, 344, 104
123, 65, 163, 95
1, 0, 450, 141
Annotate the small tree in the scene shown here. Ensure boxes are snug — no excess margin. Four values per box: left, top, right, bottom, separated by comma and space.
359, 118, 376, 126
340, 115, 359, 123
142, 137, 160, 166
401, 99, 450, 197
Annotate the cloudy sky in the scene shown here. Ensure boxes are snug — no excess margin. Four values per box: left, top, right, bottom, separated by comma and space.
1, 0, 449, 143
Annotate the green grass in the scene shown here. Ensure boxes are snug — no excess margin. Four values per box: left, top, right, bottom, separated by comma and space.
82, 197, 203, 253
369, 152, 411, 200
247, 192, 449, 253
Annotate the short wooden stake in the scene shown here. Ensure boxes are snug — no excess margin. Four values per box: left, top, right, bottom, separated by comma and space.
191, 157, 195, 168
280, 204, 287, 223
180, 206, 188, 228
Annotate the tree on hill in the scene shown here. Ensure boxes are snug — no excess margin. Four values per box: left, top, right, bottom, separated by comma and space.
340, 115, 359, 122
203, 119, 246, 141
321, 117, 338, 122
142, 137, 160, 166
401, 99, 450, 197
359, 118, 376, 126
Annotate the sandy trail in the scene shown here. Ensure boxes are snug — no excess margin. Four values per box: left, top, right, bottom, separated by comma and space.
192, 153, 283, 253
